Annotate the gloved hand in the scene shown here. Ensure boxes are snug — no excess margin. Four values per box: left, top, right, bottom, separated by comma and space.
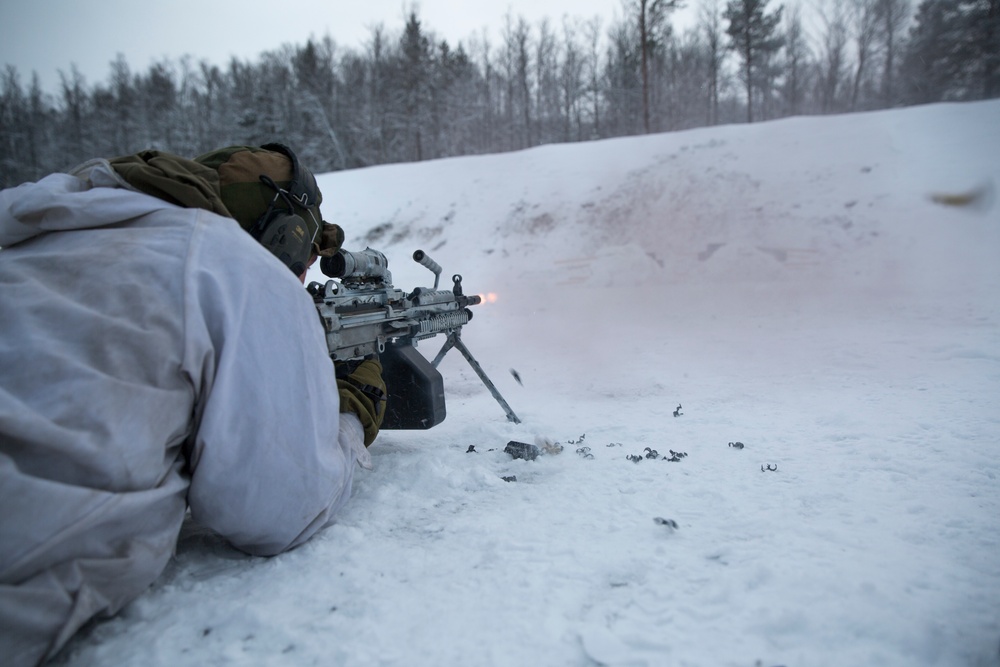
336, 358, 386, 447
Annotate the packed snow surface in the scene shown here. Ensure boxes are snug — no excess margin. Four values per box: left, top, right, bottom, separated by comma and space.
53, 101, 999, 666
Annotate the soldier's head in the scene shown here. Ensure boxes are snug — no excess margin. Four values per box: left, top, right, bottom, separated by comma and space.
195, 143, 343, 280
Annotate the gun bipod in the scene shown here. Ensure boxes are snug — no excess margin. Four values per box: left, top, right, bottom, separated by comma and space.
431, 331, 521, 424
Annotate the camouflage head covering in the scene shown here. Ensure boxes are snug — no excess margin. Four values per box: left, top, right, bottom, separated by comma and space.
109, 151, 230, 217
194, 144, 343, 273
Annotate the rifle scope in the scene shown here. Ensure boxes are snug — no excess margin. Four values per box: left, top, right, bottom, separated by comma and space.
321, 248, 389, 281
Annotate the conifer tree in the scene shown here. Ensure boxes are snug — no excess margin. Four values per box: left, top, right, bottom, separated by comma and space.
724, 0, 784, 122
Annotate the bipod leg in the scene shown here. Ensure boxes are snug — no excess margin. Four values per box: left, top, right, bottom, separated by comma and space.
433, 332, 521, 424
431, 334, 456, 368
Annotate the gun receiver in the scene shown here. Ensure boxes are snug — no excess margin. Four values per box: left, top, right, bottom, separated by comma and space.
308, 248, 520, 429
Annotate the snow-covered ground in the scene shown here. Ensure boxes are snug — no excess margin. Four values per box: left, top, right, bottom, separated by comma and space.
53, 101, 999, 666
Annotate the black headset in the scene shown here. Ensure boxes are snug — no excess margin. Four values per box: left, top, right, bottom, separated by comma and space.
247, 143, 321, 276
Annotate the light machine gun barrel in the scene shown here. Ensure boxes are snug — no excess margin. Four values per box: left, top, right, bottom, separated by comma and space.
308, 248, 520, 429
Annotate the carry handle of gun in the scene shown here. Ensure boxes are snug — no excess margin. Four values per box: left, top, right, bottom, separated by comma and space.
413, 250, 442, 289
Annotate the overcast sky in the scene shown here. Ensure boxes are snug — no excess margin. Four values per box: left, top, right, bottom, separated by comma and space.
0, 0, 698, 94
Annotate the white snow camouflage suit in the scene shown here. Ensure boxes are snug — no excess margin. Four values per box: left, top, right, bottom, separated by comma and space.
0, 159, 366, 666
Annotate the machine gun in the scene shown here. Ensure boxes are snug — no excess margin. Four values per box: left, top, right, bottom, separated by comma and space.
307, 247, 520, 429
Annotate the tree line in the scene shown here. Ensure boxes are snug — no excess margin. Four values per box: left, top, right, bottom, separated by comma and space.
1, 0, 997, 188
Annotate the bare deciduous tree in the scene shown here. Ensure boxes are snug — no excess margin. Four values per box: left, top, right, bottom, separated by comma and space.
876, 0, 910, 105
700, 0, 727, 125
816, 0, 849, 112
629, 0, 684, 132
782, 3, 810, 115
848, 0, 882, 109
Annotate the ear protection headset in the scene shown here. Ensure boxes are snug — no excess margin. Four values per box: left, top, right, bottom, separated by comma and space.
247, 143, 321, 276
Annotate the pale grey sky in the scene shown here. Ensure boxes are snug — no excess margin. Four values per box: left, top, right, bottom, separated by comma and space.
0, 0, 697, 94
